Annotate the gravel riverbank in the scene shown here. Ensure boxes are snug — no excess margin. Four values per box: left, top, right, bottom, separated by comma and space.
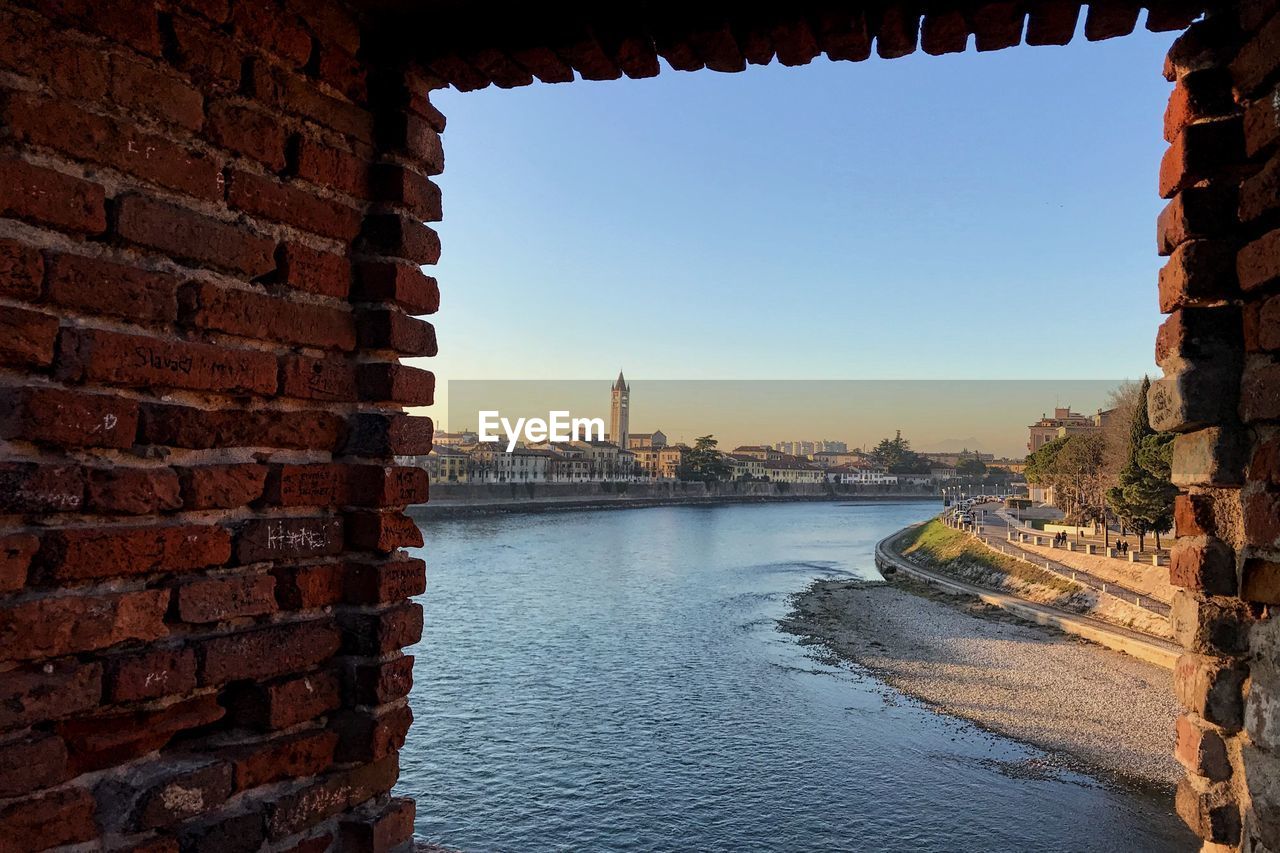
780, 575, 1181, 790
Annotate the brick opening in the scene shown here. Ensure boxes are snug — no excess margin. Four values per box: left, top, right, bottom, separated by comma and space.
0, 1, 1276, 852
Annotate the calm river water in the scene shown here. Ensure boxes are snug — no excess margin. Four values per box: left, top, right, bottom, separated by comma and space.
398, 500, 1193, 852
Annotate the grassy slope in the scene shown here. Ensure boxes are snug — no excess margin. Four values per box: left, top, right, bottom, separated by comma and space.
895, 519, 1079, 595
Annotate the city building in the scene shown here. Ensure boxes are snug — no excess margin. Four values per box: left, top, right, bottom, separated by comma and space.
423, 446, 469, 483
826, 465, 898, 485
1026, 407, 1107, 452
434, 429, 479, 446
628, 430, 667, 449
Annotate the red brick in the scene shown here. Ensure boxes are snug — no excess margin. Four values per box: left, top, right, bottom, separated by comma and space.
353, 262, 439, 314
235, 516, 345, 563
0, 157, 106, 234
339, 602, 423, 654
0, 589, 168, 662
1242, 361, 1280, 422
133, 762, 233, 830
0, 660, 102, 730
225, 668, 341, 730
1155, 307, 1241, 366
168, 15, 242, 89
286, 0, 359, 52
179, 281, 356, 351
1160, 117, 1245, 198
1243, 558, 1280, 604
1170, 536, 1237, 595
177, 573, 277, 623
110, 54, 204, 131
1082, 3, 1138, 41
265, 463, 350, 507
227, 170, 362, 241
0, 462, 84, 514
345, 558, 425, 605
340, 797, 414, 853
246, 59, 373, 142
369, 163, 440, 221
175, 810, 263, 853
1, 93, 221, 200
0, 731, 68, 797
272, 562, 346, 610
86, 467, 182, 515
351, 655, 414, 705
45, 253, 181, 324
0, 786, 97, 849
140, 403, 347, 451
58, 694, 224, 773
315, 44, 366, 102
360, 214, 441, 264
1176, 775, 1240, 844
1255, 436, 1280, 483
1159, 240, 1239, 312
1231, 8, 1280, 96
36, 523, 231, 583
1245, 489, 1280, 547
43, 0, 162, 55
919, 10, 967, 55
331, 703, 411, 763
207, 98, 288, 169
343, 413, 433, 458
264, 754, 397, 840
1026, 1, 1081, 45
348, 465, 429, 508
0, 306, 58, 368
1175, 713, 1231, 781
1246, 293, 1280, 352
57, 326, 278, 395
1157, 186, 1237, 255
104, 645, 198, 702
199, 619, 340, 685
0, 7, 108, 99
1176, 652, 1247, 730
1242, 152, 1280, 222
357, 310, 437, 356
0, 533, 38, 593
277, 241, 351, 298
375, 113, 443, 174
356, 363, 435, 405
1240, 229, 1280, 293
178, 464, 268, 509
344, 510, 423, 553
113, 835, 181, 853
278, 832, 333, 853
280, 354, 358, 402
0, 386, 138, 450
115, 194, 276, 277
294, 137, 369, 198
230, 729, 337, 791
0, 238, 43, 300
229, 0, 312, 66
1245, 87, 1280, 157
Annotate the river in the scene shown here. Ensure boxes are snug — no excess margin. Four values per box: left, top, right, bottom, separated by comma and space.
398, 500, 1193, 852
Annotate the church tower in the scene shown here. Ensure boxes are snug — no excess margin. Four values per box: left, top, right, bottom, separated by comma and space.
610, 371, 629, 449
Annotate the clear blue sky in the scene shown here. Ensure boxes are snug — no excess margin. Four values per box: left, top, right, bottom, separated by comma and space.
424, 26, 1177, 385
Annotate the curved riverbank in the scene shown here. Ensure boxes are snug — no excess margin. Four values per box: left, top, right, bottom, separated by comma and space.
780, 568, 1183, 790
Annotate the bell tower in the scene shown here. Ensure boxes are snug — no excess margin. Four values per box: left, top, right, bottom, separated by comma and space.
610, 371, 629, 449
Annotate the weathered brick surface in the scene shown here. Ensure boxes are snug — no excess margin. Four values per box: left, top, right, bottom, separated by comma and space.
179, 281, 357, 351
45, 253, 182, 324
353, 261, 440, 314
198, 620, 341, 685
58, 326, 279, 395
0, 156, 107, 233
0, 386, 138, 449
225, 669, 343, 731
115, 194, 276, 276
35, 524, 232, 583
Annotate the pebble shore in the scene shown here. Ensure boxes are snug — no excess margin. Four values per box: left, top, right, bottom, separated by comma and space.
781, 576, 1182, 789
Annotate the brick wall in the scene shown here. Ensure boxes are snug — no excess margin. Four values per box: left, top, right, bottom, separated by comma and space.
0, 1, 439, 850
1157, 2, 1280, 849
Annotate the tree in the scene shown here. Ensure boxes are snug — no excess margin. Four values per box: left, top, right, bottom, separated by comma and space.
677, 435, 730, 483
1106, 377, 1176, 551
956, 457, 987, 478
870, 431, 929, 474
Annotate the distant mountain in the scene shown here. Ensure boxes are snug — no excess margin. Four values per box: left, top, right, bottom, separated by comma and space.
930, 437, 987, 453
